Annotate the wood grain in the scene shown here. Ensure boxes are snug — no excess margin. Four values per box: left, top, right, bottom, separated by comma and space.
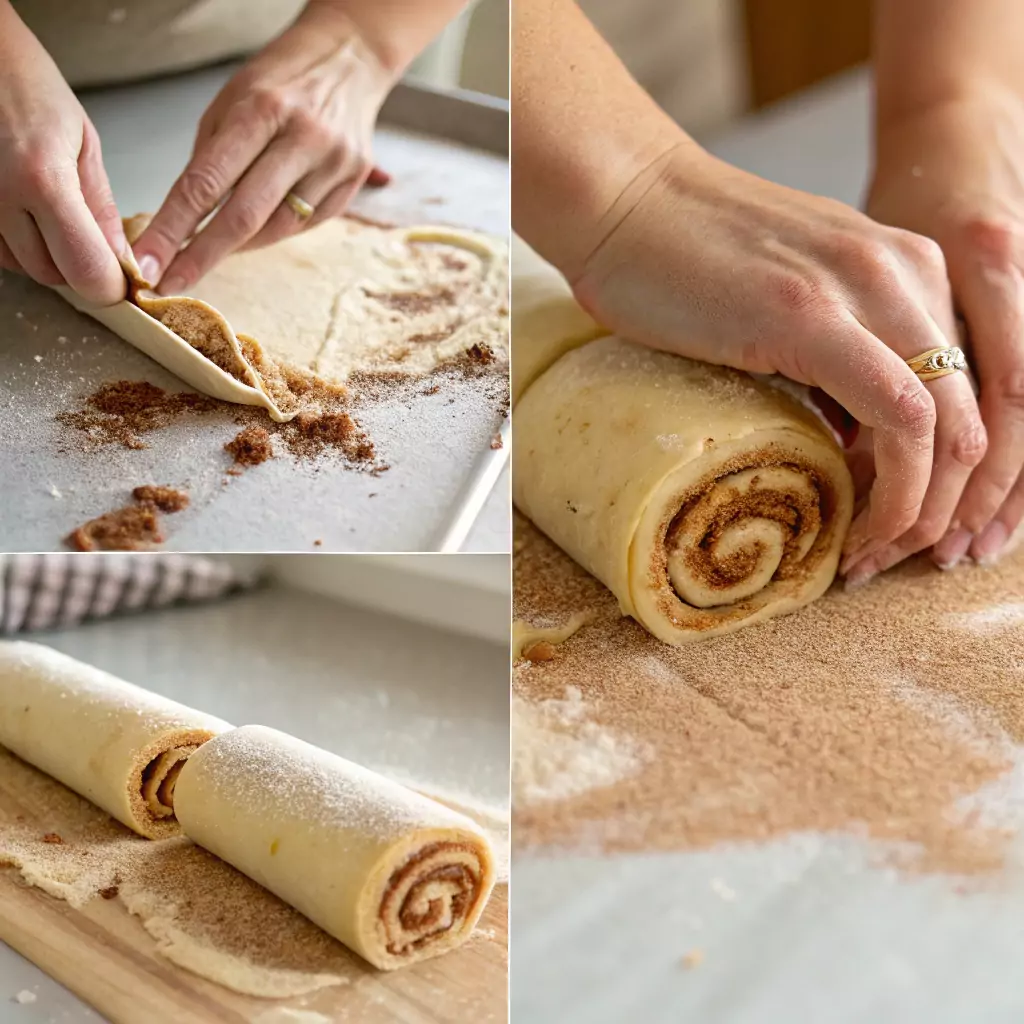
0, 759, 507, 1024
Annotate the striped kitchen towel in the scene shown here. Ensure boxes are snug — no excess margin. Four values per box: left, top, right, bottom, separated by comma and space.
0, 554, 260, 635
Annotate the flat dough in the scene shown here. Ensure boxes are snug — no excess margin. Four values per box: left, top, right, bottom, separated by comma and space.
0, 641, 230, 838
513, 335, 854, 644
511, 612, 593, 660
510, 235, 606, 405
174, 725, 496, 970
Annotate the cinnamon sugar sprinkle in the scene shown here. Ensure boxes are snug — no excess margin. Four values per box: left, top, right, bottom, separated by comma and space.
225, 426, 273, 467
66, 484, 190, 551
513, 513, 1024, 877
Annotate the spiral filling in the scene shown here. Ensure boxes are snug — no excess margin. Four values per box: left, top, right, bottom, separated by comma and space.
379, 841, 486, 955
664, 464, 830, 609
140, 746, 196, 819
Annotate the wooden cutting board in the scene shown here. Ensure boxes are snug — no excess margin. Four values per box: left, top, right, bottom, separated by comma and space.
0, 754, 507, 1024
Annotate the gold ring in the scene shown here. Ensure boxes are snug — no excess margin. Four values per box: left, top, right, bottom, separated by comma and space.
906, 345, 968, 382
284, 192, 315, 221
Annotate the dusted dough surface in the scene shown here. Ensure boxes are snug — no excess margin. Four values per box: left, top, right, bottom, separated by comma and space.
0, 641, 230, 838
509, 235, 606, 405
513, 337, 854, 644
174, 725, 496, 970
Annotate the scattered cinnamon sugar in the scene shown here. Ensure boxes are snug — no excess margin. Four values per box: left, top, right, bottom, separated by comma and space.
490, 434, 503, 450
467, 343, 495, 365
66, 504, 164, 552
513, 513, 1024, 876
281, 411, 375, 465
225, 426, 273, 467
56, 380, 219, 450
99, 885, 120, 900
41, 833, 62, 845
364, 287, 456, 316
313, 540, 323, 547
132, 485, 190, 513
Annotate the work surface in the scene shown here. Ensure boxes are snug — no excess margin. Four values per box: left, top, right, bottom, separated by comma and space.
0, 581, 510, 1022
0, 65, 510, 553
512, 70, 1024, 1024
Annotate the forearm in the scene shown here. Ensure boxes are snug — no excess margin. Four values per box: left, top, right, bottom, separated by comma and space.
874, 0, 1024, 127
512, 0, 692, 279
301, 0, 470, 79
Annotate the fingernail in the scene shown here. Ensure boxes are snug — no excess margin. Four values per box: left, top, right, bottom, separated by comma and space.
844, 556, 878, 591
136, 255, 160, 285
158, 274, 186, 296
932, 526, 973, 570
840, 537, 884, 577
972, 520, 1009, 566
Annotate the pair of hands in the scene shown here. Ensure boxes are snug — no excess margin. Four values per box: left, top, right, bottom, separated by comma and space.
0, 4, 389, 307
568, 86, 1024, 583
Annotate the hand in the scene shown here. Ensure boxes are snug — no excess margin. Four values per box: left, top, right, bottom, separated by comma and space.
0, 7, 126, 304
568, 144, 986, 583
133, 5, 394, 294
868, 86, 1024, 570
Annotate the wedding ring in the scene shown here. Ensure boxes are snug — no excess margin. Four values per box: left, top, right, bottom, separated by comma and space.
284, 192, 315, 221
905, 345, 968, 382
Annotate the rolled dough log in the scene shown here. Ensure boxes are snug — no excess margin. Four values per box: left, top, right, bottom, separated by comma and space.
0, 641, 230, 838
174, 725, 496, 970
513, 337, 854, 643
510, 235, 607, 405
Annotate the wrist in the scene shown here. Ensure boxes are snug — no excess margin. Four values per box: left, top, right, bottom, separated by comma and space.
297, 2, 409, 82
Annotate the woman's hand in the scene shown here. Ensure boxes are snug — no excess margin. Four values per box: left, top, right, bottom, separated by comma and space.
868, 86, 1024, 571
568, 143, 985, 585
0, 5, 126, 304
133, 4, 394, 294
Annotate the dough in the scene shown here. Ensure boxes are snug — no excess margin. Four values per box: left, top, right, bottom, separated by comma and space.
0, 641, 230, 838
174, 725, 496, 970
510, 235, 606, 404
513, 336, 854, 643
188, 220, 509, 380
56, 217, 508, 418
512, 612, 593, 659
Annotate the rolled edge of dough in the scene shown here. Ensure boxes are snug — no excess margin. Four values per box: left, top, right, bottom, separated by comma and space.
174, 725, 496, 970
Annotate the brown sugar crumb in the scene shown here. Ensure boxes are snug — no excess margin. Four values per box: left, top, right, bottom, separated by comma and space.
66, 505, 164, 552
225, 426, 273, 467
423, 385, 441, 396
41, 833, 63, 845
313, 539, 323, 547
467, 342, 495, 365
523, 641, 557, 664
281, 411, 376, 465
132, 485, 190, 513
681, 949, 704, 970
57, 380, 220, 450
99, 885, 120, 900
490, 434, 503, 450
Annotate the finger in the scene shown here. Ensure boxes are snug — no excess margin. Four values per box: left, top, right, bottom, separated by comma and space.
970, 470, 1024, 565
944, 260, 1024, 546
157, 138, 312, 292
133, 100, 279, 284
241, 152, 369, 252
845, 371, 986, 585
0, 234, 26, 276
0, 209, 64, 286
795, 316, 936, 571
78, 119, 127, 258
28, 167, 125, 304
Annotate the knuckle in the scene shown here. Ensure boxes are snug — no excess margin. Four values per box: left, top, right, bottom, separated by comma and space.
176, 165, 225, 213
767, 270, 831, 317
223, 199, 263, 238
836, 234, 901, 287
996, 369, 1024, 407
950, 420, 988, 468
960, 216, 1022, 268
889, 378, 936, 436
250, 87, 290, 125
883, 507, 921, 542
897, 229, 947, 273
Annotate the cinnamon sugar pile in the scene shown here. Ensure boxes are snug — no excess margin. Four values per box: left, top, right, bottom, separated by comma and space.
56, 380, 219, 450
225, 427, 273, 467
513, 514, 1024, 876
66, 485, 190, 551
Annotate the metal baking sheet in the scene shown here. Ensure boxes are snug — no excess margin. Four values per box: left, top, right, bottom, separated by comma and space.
0, 64, 509, 553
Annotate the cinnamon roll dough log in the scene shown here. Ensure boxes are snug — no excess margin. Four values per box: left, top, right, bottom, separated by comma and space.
513, 337, 855, 643
173, 725, 496, 970
0, 641, 230, 838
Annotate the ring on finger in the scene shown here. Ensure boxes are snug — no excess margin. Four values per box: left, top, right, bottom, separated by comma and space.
906, 345, 968, 382
284, 191, 316, 221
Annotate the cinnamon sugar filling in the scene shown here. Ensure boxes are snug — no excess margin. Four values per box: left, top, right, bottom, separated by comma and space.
379, 841, 485, 955
139, 746, 196, 819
